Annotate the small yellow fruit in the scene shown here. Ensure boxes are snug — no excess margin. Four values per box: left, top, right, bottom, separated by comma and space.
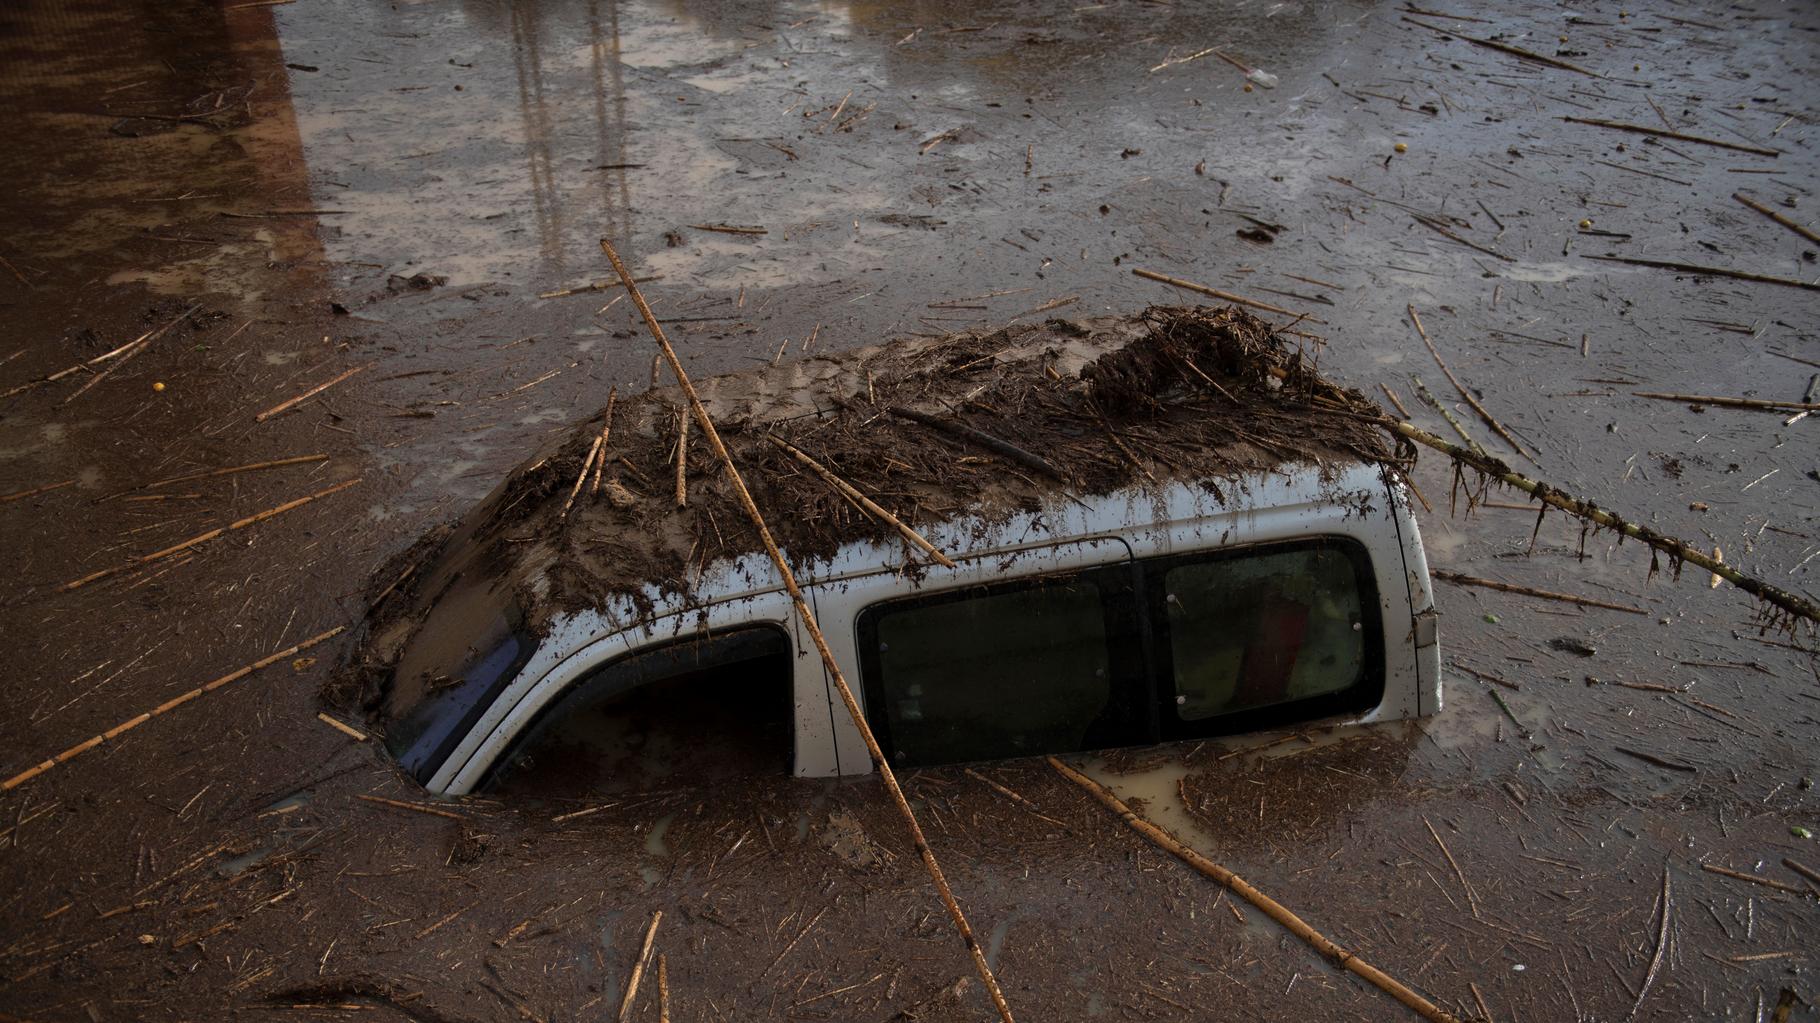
1578, 219, 1593, 230
152, 381, 166, 392
1243, 82, 1253, 92
1394, 142, 1408, 153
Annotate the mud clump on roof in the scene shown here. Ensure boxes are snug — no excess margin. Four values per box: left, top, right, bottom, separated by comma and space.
338, 305, 1397, 714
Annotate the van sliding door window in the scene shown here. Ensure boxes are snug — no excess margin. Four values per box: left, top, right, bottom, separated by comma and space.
857, 565, 1144, 768
1157, 541, 1382, 737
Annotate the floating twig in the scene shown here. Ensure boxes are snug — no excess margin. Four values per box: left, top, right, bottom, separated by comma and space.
1403, 16, 1599, 76
1431, 570, 1649, 614
61, 478, 361, 591
1632, 391, 1820, 412
142, 453, 330, 490
537, 274, 661, 300
1628, 866, 1670, 1019
769, 437, 956, 568
1562, 117, 1779, 157
617, 910, 662, 1022
1700, 862, 1809, 895
1408, 306, 1535, 464
1, 479, 74, 504
1585, 255, 1818, 292
60, 304, 201, 405
1614, 746, 1697, 773
687, 223, 767, 235
2, 627, 344, 791
673, 405, 689, 508
1131, 267, 1327, 323
1732, 193, 1820, 245
599, 237, 1017, 1023
316, 712, 367, 741
356, 793, 465, 821
1050, 757, 1465, 1023
255, 364, 368, 422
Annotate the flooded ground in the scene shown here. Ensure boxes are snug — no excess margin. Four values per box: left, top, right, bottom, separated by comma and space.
1, 0, 1816, 1019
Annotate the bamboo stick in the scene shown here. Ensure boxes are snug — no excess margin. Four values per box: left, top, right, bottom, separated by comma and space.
60, 304, 201, 405
1049, 756, 1464, 1023
1404, 16, 1598, 76
1430, 570, 1649, 614
61, 478, 360, 591
559, 434, 604, 521
1733, 193, 1820, 245
1562, 116, 1779, 157
768, 437, 957, 568
590, 389, 617, 498
674, 405, 689, 508
617, 910, 662, 1022
1391, 421, 1819, 625
143, 453, 329, 490
1408, 305, 1535, 463
599, 238, 1016, 1023
1584, 255, 1818, 292
1631, 391, 1820, 412
1130, 268, 1327, 323
255, 364, 368, 422
2, 627, 344, 791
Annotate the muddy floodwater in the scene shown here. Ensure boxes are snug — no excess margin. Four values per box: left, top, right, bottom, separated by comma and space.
1, 0, 1816, 1019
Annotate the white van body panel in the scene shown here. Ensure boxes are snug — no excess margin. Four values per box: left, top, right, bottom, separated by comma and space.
430, 461, 1439, 795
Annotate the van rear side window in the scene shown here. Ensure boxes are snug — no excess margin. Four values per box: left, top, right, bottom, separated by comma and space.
857, 539, 1384, 768
1164, 546, 1367, 722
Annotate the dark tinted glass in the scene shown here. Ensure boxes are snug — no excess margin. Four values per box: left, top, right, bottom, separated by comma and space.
862, 569, 1136, 767
1163, 545, 1370, 723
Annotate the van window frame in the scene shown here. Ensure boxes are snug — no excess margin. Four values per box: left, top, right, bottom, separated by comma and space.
475, 623, 795, 792
853, 536, 1383, 768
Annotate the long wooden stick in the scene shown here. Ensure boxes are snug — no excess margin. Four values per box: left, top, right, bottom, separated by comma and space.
143, 453, 329, 490
768, 437, 957, 569
2, 627, 344, 791
1408, 305, 1535, 464
1583, 255, 1818, 292
1562, 116, 1779, 157
1404, 16, 1598, 76
617, 910, 662, 1023
589, 389, 617, 498
598, 238, 1016, 1023
559, 434, 605, 521
60, 304, 201, 406
1392, 421, 1820, 625
1632, 391, 1820, 412
1131, 267, 1327, 323
255, 364, 368, 422
61, 478, 360, 591
1733, 193, 1820, 245
1048, 756, 1464, 1023
1431, 570, 1649, 614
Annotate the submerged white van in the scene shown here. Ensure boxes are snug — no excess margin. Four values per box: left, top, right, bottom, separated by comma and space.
349, 307, 1441, 796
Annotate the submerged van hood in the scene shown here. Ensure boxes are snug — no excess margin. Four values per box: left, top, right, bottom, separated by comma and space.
336, 305, 1400, 745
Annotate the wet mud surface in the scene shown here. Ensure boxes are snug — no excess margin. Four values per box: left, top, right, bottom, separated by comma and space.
2, 0, 1817, 1020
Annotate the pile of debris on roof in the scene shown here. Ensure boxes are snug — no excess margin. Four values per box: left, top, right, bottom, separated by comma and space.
370, 304, 1397, 629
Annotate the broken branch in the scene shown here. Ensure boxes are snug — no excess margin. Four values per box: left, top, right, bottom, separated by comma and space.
768, 436, 957, 568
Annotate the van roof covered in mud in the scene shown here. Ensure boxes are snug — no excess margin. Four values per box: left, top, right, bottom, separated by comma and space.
343, 305, 1410, 769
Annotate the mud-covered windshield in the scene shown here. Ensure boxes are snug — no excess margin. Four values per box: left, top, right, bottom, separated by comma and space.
379, 572, 535, 783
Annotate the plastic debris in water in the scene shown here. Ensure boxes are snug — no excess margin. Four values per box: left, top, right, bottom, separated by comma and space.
1245, 68, 1278, 89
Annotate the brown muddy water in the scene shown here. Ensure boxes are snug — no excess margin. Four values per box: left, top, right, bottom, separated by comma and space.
1, 0, 1817, 1020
